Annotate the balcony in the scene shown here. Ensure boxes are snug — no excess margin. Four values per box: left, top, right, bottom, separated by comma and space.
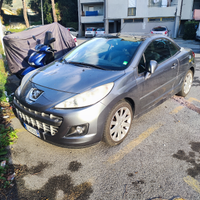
148, 0, 172, 7
81, 15, 104, 23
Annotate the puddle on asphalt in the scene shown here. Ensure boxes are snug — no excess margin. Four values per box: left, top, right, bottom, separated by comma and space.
173, 142, 200, 178
172, 96, 200, 114
9, 161, 93, 200
68, 161, 82, 172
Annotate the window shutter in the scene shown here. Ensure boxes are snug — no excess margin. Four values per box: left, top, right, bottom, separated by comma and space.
129, 0, 136, 7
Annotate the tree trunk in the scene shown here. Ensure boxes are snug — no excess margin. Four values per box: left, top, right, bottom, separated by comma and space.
22, 0, 29, 28
51, 0, 57, 22
0, 0, 3, 15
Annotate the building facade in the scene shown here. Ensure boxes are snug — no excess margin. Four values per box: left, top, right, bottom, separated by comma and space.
78, 0, 200, 37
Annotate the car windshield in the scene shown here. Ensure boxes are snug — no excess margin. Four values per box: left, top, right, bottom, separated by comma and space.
63, 37, 142, 70
152, 27, 166, 31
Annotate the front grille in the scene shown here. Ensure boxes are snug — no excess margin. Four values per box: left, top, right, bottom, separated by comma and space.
14, 98, 63, 136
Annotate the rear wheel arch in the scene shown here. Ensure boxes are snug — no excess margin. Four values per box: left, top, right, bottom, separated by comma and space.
190, 66, 195, 76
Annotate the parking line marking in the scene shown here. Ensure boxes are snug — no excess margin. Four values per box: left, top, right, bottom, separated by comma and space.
183, 176, 200, 194
15, 128, 25, 132
107, 122, 163, 164
188, 97, 200, 103
170, 106, 184, 114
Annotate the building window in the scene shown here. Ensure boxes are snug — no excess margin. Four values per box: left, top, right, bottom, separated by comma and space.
128, 8, 136, 16
148, 18, 161, 22
128, 0, 136, 16
88, 6, 94, 11
162, 17, 175, 21
134, 18, 143, 22
124, 19, 134, 23
148, 17, 174, 22
124, 18, 143, 23
148, 0, 172, 7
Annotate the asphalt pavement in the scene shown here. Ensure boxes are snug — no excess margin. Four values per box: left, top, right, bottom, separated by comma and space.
4, 38, 200, 200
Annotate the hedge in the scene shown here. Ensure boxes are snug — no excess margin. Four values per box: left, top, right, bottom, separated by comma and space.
183, 21, 199, 40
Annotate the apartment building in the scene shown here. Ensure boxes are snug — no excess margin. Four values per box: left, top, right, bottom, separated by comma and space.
78, 0, 200, 37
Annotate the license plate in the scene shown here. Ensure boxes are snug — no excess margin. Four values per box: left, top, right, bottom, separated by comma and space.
24, 123, 40, 138
87, 31, 91, 33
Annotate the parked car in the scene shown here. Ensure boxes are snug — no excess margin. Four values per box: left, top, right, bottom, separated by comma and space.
85, 27, 97, 38
96, 27, 105, 36
13, 34, 195, 147
66, 27, 78, 37
150, 26, 169, 36
196, 23, 200, 40
70, 34, 78, 46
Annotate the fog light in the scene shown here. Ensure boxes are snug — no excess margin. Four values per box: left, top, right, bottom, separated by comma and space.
65, 124, 89, 137
76, 126, 85, 134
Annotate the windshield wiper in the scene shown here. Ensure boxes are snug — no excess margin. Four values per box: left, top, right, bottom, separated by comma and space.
66, 61, 105, 70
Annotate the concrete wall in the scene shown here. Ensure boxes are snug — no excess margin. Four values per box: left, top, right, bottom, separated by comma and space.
106, 0, 181, 19
181, 0, 194, 20
121, 18, 175, 38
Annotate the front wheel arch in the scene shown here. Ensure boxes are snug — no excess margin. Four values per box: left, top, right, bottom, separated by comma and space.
103, 100, 133, 146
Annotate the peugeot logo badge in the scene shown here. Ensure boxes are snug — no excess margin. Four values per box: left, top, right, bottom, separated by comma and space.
26, 88, 43, 103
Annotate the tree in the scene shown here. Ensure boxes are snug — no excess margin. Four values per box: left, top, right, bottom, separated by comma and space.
16, 8, 23, 16
0, 0, 12, 15
22, 0, 30, 28
29, 0, 78, 26
51, 0, 57, 22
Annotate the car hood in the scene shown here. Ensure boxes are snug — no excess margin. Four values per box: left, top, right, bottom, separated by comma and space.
31, 61, 125, 94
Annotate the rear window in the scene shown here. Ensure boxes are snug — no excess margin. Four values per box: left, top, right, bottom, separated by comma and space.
86, 28, 94, 31
152, 27, 167, 31
97, 28, 105, 31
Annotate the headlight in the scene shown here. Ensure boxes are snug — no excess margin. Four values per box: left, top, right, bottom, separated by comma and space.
55, 82, 114, 109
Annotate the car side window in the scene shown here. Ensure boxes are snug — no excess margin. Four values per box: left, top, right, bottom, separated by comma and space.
144, 39, 171, 67
138, 54, 146, 74
167, 40, 180, 56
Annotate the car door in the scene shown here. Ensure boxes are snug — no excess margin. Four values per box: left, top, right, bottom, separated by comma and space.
135, 39, 179, 111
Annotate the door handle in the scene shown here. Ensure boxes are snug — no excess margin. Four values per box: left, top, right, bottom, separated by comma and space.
171, 63, 177, 69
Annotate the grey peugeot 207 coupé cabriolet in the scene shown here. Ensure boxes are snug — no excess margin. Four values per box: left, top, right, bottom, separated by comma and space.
13, 34, 195, 147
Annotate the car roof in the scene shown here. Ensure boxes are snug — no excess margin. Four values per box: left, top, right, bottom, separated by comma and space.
152, 26, 167, 29
96, 33, 174, 42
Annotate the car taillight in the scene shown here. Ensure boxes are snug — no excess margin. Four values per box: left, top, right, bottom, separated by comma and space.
104, 31, 105, 34
151, 31, 153, 34
165, 31, 167, 34
92, 29, 94, 31
74, 38, 77, 43
192, 51, 195, 58
96, 31, 97, 34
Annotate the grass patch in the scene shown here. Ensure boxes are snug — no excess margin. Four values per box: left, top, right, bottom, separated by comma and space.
0, 42, 18, 189
5, 28, 26, 33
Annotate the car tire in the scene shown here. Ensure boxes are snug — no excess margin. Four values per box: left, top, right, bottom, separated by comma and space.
177, 69, 193, 97
103, 100, 133, 146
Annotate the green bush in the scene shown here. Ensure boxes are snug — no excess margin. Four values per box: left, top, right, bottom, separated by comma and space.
183, 21, 199, 40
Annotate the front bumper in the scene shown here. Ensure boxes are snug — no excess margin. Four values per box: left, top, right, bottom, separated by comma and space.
13, 97, 108, 147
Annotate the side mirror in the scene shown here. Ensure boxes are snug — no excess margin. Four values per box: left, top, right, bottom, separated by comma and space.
49, 38, 55, 44
150, 60, 158, 74
145, 60, 158, 80
32, 36, 36, 40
